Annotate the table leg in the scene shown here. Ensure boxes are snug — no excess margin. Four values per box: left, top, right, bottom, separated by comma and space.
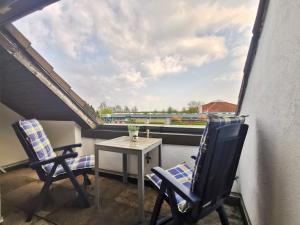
137, 153, 145, 222
0, 185, 3, 224
94, 148, 100, 208
0, 169, 5, 223
158, 145, 162, 167
122, 153, 128, 184
0, 167, 6, 174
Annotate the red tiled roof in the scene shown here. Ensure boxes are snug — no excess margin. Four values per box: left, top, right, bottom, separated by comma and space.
202, 101, 237, 113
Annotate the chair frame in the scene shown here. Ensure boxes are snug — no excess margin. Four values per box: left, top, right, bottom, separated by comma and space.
149, 123, 248, 225
12, 122, 92, 222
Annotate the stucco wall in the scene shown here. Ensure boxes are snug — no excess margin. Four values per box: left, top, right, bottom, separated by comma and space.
0, 103, 26, 166
0, 103, 83, 167
239, 0, 300, 224
40, 121, 83, 155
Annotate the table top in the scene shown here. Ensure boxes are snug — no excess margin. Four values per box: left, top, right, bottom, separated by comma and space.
95, 136, 162, 153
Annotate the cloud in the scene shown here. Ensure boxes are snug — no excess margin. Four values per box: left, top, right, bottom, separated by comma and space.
119, 70, 145, 88
230, 45, 249, 70
14, 0, 258, 109
213, 72, 243, 82
142, 56, 186, 77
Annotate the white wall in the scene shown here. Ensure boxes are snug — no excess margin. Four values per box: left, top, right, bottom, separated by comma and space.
0, 102, 83, 167
0, 103, 26, 166
239, 0, 300, 224
41, 121, 83, 155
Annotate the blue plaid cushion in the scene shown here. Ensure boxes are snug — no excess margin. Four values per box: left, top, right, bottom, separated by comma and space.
19, 119, 56, 161
19, 119, 94, 177
146, 163, 193, 212
191, 114, 246, 192
51, 155, 95, 177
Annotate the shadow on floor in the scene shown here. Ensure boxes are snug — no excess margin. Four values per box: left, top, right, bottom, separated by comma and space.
0, 168, 243, 225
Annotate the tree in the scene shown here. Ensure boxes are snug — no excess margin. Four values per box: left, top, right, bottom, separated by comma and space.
100, 107, 113, 115
187, 101, 203, 108
167, 106, 177, 114
124, 106, 130, 113
187, 100, 203, 113
90, 104, 96, 113
131, 106, 138, 113
187, 106, 199, 113
98, 102, 107, 110
114, 105, 123, 113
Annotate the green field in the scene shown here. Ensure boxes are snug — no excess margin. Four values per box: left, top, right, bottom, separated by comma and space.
124, 118, 206, 126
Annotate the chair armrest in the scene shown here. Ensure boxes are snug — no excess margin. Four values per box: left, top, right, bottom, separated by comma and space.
191, 155, 197, 160
53, 144, 82, 152
151, 167, 200, 204
30, 152, 78, 168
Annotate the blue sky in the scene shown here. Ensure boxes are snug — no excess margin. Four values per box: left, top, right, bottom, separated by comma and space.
14, 0, 259, 111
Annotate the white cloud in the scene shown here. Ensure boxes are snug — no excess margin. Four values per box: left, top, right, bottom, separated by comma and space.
142, 56, 186, 77
230, 45, 249, 70
119, 70, 145, 88
14, 0, 258, 109
213, 72, 243, 82
145, 95, 161, 102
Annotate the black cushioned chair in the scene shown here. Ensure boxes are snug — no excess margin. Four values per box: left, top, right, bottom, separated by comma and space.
147, 115, 248, 225
12, 119, 95, 222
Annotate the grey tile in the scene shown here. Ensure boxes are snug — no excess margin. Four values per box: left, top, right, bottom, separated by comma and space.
0, 169, 244, 225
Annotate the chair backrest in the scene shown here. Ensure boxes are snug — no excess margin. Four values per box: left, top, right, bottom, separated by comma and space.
12, 119, 56, 180
191, 115, 248, 213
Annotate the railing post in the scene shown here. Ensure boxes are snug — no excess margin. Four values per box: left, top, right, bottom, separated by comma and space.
0, 186, 3, 224
0, 167, 6, 224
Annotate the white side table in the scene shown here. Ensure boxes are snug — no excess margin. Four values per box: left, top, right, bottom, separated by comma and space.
95, 136, 162, 223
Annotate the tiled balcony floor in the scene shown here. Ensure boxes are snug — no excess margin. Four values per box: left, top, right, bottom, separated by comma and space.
0, 168, 243, 225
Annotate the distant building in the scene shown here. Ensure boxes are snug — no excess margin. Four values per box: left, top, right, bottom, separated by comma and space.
202, 101, 237, 113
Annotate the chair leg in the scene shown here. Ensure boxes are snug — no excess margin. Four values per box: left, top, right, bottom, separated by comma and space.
156, 215, 173, 225
150, 184, 166, 225
26, 178, 52, 222
83, 173, 91, 186
26, 163, 59, 222
62, 163, 90, 207
217, 205, 229, 225
166, 188, 184, 225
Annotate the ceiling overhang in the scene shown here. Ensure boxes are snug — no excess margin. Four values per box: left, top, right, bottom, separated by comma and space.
0, 0, 59, 26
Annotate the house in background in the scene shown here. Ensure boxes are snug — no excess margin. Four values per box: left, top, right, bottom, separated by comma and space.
200, 100, 237, 113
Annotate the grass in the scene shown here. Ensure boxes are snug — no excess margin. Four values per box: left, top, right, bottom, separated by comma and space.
124, 118, 206, 126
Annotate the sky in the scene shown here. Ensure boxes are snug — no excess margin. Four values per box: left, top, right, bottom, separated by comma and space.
14, 0, 259, 111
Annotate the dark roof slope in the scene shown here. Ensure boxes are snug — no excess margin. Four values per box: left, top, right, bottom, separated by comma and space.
0, 0, 59, 26
0, 24, 98, 128
236, 0, 270, 114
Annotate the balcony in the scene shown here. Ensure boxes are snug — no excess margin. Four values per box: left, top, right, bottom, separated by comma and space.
1, 0, 300, 224
0, 125, 244, 225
